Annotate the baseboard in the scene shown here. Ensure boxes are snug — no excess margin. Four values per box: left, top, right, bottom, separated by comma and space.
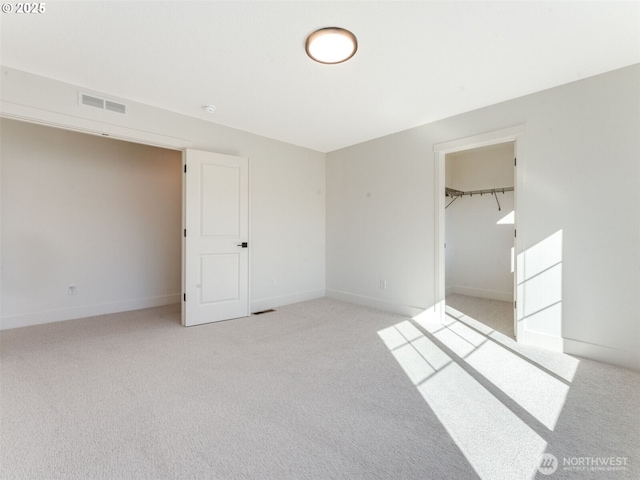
251, 289, 325, 314
562, 338, 639, 371
451, 286, 513, 303
518, 328, 565, 353
325, 289, 425, 317
0, 294, 181, 330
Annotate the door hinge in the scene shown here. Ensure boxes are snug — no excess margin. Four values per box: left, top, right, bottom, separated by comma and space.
184, 165, 187, 173
183, 293, 186, 302
514, 229, 517, 238
184, 229, 186, 237
514, 300, 517, 309
514, 157, 517, 166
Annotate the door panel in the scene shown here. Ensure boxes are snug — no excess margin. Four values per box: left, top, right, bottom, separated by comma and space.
183, 149, 249, 326
200, 254, 240, 304
201, 164, 240, 237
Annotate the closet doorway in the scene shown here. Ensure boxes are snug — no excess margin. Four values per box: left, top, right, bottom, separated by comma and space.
444, 142, 516, 338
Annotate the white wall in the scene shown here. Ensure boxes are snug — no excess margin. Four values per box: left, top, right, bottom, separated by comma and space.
445, 143, 514, 301
326, 133, 432, 315
1, 119, 182, 327
327, 64, 640, 369
0, 67, 326, 326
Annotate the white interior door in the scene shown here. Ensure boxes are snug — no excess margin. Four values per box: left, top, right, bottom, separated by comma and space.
183, 149, 249, 326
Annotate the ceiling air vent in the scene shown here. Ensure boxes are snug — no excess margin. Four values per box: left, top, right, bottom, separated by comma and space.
105, 100, 127, 115
79, 92, 127, 115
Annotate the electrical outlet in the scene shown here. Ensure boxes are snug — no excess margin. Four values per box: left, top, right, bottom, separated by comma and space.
380, 280, 387, 290
68, 284, 77, 295
270, 278, 277, 288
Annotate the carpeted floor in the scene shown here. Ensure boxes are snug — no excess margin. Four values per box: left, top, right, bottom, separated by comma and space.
446, 293, 514, 339
1, 298, 638, 479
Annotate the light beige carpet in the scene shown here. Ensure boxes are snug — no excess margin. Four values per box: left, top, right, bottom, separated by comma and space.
1, 298, 638, 479
447, 293, 514, 339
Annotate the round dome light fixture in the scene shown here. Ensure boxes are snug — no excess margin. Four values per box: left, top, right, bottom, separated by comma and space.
305, 27, 357, 64
202, 104, 217, 114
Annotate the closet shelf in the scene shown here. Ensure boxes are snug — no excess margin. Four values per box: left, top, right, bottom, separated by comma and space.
445, 186, 513, 197
445, 186, 513, 210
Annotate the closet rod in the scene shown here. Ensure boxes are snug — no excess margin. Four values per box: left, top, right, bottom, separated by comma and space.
445, 186, 513, 210
445, 186, 514, 198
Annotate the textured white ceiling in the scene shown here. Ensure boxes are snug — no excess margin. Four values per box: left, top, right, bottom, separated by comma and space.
1, 1, 638, 152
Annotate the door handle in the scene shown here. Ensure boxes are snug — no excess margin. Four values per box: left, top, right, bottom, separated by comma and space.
237, 242, 248, 248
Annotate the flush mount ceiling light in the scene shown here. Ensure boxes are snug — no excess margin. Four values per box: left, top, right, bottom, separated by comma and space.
305, 27, 357, 64
202, 104, 217, 114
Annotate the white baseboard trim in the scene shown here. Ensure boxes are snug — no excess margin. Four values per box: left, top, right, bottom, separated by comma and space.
450, 286, 513, 303
563, 338, 639, 371
0, 294, 181, 330
325, 289, 425, 318
518, 329, 564, 353
251, 289, 325, 314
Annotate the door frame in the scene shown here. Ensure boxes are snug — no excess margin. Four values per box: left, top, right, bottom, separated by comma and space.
433, 125, 525, 337
0, 108, 252, 327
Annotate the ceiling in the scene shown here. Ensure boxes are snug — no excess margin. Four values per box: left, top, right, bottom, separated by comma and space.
1, 1, 638, 153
